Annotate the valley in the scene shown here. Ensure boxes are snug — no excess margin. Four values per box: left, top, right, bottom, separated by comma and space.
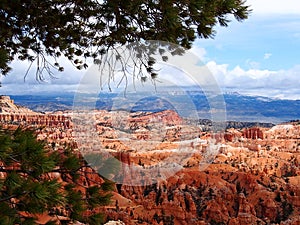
0, 95, 299, 225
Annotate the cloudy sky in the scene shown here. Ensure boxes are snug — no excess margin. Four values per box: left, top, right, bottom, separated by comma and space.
1, 0, 300, 99
195, 0, 300, 99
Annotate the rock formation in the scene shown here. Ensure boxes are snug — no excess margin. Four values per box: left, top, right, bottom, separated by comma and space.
0, 96, 299, 225
0, 95, 35, 114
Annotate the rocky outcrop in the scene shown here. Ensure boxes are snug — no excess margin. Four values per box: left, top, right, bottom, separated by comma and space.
0, 95, 36, 114
0, 96, 72, 129
243, 127, 264, 139
104, 221, 125, 225
0, 113, 72, 129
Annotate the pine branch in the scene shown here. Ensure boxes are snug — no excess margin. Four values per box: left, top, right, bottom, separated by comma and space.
0, 191, 27, 203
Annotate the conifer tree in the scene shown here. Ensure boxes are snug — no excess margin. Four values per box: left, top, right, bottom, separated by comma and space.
0, 127, 112, 225
0, 0, 251, 78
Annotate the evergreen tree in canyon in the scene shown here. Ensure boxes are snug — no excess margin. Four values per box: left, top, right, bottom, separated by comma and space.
0, 128, 112, 224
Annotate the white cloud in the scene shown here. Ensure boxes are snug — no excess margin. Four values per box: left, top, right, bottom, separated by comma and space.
190, 46, 207, 61
247, 0, 300, 15
264, 53, 272, 60
1, 57, 86, 94
1, 45, 300, 100
207, 61, 300, 99
2, 59, 300, 100
246, 60, 261, 70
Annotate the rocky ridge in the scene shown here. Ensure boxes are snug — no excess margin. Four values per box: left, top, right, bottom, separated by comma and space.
0, 95, 36, 114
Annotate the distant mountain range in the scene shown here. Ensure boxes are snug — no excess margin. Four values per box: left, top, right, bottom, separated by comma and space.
8, 92, 300, 124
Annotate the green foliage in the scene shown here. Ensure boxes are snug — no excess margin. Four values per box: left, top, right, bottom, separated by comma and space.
84, 153, 121, 179
0, 0, 251, 78
0, 128, 112, 224
101, 179, 115, 192
86, 185, 112, 208
65, 183, 85, 221
87, 213, 105, 225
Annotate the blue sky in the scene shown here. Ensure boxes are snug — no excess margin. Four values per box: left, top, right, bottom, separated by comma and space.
196, 15, 300, 71
1, 0, 300, 99
192, 0, 300, 99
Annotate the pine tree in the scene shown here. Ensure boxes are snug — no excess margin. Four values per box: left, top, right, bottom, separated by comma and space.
0, 127, 112, 225
0, 0, 251, 78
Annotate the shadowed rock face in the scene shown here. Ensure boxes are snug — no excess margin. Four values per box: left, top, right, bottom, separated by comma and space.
0, 97, 299, 225
243, 127, 264, 139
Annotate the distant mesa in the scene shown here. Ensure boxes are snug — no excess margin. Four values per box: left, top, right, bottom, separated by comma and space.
130, 96, 176, 113
0, 96, 71, 129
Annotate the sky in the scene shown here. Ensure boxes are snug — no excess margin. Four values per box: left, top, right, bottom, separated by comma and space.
1, 0, 300, 100
194, 0, 300, 99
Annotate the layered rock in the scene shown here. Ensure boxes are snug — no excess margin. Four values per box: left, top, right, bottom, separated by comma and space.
243, 127, 264, 139
0, 95, 36, 114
